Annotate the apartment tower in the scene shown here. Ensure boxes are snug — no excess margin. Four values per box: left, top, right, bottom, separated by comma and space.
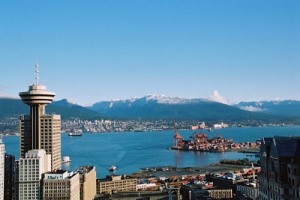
19, 64, 61, 170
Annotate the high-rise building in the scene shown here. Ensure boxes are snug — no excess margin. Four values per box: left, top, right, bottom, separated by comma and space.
41, 170, 80, 200
0, 138, 5, 200
14, 160, 19, 200
19, 65, 61, 170
4, 153, 15, 200
79, 166, 97, 200
259, 136, 300, 200
18, 149, 51, 200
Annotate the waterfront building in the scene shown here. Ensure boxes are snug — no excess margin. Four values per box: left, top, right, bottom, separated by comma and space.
259, 136, 300, 200
4, 153, 15, 200
18, 149, 51, 200
97, 175, 137, 194
0, 138, 5, 200
79, 166, 97, 200
41, 170, 80, 200
19, 65, 61, 170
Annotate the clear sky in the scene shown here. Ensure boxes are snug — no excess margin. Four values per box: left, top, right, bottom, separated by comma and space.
0, 0, 299, 105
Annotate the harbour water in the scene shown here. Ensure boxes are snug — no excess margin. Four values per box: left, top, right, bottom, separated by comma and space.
3, 126, 300, 178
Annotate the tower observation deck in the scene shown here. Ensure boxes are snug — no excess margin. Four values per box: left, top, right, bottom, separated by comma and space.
19, 84, 55, 150
19, 64, 61, 170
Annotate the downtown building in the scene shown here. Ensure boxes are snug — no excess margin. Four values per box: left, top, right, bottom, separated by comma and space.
19, 81, 61, 171
41, 167, 96, 200
79, 166, 97, 200
0, 138, 5, 200
41, 170, 80, 200
17, 68, 97, 199
4, 153, 15, 200
259, 136, 300, 200
97, 175, 137, 194
18, 149, 51, 200
16, 68, 62, 199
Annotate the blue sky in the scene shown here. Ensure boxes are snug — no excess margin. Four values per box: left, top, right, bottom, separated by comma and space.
0, 0, 299, 105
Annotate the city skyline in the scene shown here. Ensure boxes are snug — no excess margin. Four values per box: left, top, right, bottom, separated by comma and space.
0, 0, 299, 105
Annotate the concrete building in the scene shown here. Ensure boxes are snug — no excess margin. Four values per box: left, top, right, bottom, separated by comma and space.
181, 184, 232, 200
0, 139, 5, 200
259, 136, 300, 200
180, 185, 211, 200
14, 160, 19, 200
207, 188, 232, 199
19, 70, 61, 170
97, 175, 137, 194
79, 166, 97, 200
18, 149, 51, 200
212, 175, 247, 194
41, 170, 80, 200
4, 153, 15, 200
236, 182, 258, 199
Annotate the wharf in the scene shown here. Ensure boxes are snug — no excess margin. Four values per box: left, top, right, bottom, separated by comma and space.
130, 164, 249, 178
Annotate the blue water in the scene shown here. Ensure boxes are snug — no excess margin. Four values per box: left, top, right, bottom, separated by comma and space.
3, 126, 300, 178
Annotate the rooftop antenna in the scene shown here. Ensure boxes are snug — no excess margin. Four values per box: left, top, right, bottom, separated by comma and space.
35, 63, 39, 85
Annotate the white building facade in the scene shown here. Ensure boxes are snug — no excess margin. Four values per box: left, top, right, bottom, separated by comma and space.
0, 138, 5, 200
18, 149, 51, 200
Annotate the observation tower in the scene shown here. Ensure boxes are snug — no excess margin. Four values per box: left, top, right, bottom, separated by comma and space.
19, 64, 61, 170
19, 64, 55, 150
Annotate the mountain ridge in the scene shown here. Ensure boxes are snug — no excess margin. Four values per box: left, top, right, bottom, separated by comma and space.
1, 96, 300, 122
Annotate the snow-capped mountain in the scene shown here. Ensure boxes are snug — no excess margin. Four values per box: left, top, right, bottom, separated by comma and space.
2, 96, 299, 121
88, 95, 270, 120
90, 95, 209, 110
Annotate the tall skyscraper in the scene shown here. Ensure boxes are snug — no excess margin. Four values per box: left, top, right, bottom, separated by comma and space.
0, 138, 5, 200
19, 65, 61, 170
18, 149, 51, 200
4, 153, 15, 200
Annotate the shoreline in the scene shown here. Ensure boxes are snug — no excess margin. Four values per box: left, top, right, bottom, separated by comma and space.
169, 147, 260, 153
129, 163, 256, 178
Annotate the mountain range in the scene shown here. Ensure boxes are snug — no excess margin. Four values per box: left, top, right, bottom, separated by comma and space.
1, 95, 300, 122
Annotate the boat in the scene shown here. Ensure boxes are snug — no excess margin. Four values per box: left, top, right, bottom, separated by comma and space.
109, 165, 117, 171
68, 130, 82, 136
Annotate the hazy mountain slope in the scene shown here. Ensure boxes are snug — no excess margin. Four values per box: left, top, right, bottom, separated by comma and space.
236, 100, 300, 117
50, 99, 100, 119
0, 98, 29, 117
0, 98, 100, 119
